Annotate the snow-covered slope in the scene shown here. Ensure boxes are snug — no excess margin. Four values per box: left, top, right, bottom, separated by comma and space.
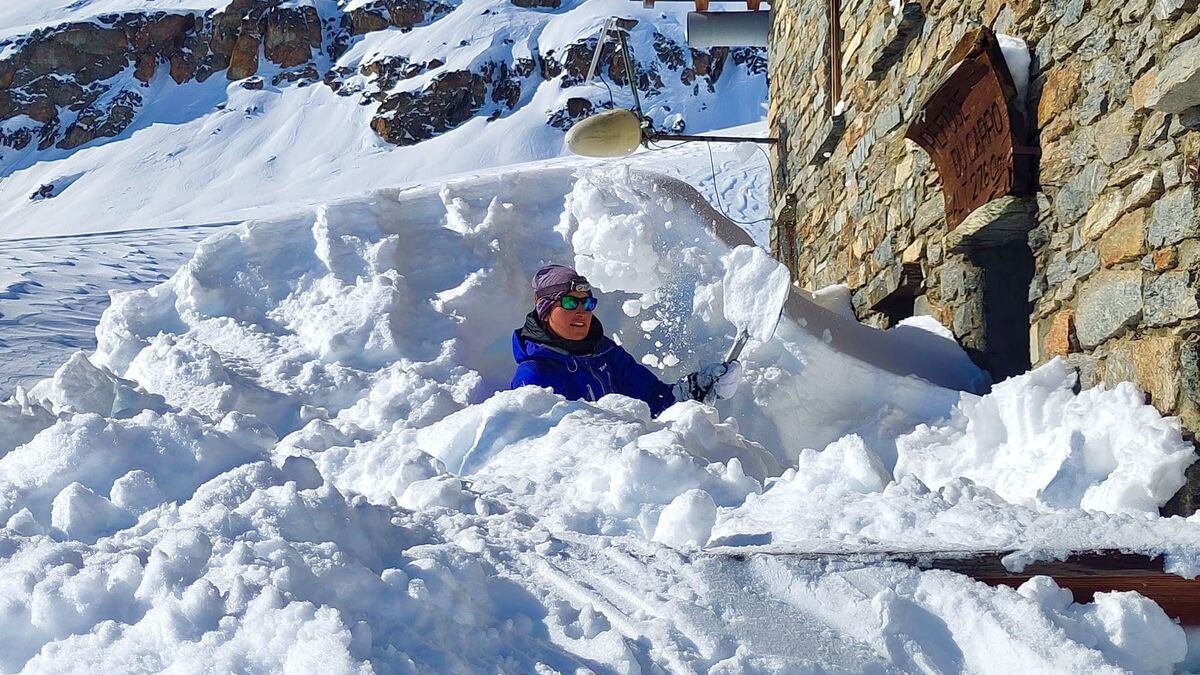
0, 0, 766, 238
0, 123, 772, 392
2, 158, 1198, 672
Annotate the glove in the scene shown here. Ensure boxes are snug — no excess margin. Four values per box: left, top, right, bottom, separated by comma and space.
672, 361, 743, 404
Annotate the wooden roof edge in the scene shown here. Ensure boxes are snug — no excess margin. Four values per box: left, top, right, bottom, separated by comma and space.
703, 547, 1196, 579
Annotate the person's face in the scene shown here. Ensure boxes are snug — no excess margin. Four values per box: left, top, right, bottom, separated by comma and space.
546, 291, 594, 341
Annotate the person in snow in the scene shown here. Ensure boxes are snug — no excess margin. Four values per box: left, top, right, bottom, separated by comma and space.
511, 264, 741, 417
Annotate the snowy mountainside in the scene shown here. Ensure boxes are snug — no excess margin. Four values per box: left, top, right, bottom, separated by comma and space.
0, 0, 766, 237
1, 160, 1199, 672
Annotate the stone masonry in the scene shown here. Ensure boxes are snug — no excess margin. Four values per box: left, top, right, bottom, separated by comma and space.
768, 0, 1200, 511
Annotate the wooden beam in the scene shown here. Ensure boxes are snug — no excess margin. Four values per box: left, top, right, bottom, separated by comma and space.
711, 549, 1200, 626
694, 0, 709, 11
827, 0, 843, 110
747, 0, 761, 11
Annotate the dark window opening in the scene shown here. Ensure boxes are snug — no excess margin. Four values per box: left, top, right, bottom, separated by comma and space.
874, 292, 916, 328
970, 243, 1035, 382
870, 262, 923, 329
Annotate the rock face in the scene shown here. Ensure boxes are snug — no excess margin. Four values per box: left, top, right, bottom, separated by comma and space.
371, 70, 490, 145
0, 0, 765, 153
0, 1, 337, 151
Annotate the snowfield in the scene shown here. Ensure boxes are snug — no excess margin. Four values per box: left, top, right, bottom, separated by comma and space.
2, 158, 1199, 673
0, 0, 768, 239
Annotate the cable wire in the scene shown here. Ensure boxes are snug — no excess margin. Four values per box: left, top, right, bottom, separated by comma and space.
595, 71, 616, 108
705, 140, 772, 227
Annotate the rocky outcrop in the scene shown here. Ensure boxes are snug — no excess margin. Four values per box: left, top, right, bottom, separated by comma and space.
264, 5, 322, 68
59, 90, 143, 150
0, 1, 332, 151
0, 0, 766, 153
682, 47, 728, 92
0, 0, 463, 152
372, 70, 487, 145
369, 58, 539, 144
344, 0, 453, 36
547, 97, 610, 129
540, 28, 762, 130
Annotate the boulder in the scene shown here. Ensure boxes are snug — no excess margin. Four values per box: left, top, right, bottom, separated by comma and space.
264, 6, 322, 69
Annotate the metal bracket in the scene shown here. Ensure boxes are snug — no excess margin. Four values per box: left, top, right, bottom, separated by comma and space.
585, 18, 643, 117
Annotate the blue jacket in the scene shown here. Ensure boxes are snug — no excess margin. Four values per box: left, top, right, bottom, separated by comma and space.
511, 314, 676, 417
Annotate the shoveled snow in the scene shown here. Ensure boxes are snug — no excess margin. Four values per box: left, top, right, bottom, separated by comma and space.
0, 160, 1197, 671
807, 283, 856, 319
722, 244, 790, 343
896, 359, 1196, 514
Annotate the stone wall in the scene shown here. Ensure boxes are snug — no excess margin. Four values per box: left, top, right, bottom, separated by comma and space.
769, 0, 1199, 507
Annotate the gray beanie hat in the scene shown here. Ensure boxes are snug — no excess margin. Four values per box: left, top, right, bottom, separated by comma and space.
532, 264, 591, 322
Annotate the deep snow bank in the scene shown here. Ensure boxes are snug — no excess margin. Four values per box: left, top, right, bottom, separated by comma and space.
1, 164, 1198, 672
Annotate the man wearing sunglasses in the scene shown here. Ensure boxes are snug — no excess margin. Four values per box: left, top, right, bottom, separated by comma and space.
511, 264, 740, 417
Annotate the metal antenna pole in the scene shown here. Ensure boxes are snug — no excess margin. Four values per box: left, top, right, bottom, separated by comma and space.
615, 29, 643, 117
584, 18, 614, 84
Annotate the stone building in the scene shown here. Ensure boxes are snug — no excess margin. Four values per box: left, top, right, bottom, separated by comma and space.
767, 0, 1200, 508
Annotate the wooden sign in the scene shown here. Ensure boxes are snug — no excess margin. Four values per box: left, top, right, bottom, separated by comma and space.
906, 28, 1034, 231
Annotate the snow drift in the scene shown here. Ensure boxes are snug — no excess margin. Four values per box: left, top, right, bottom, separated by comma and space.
1, 163, 1198, 672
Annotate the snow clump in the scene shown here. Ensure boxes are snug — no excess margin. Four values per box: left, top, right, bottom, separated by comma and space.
0, 164, 1197, 671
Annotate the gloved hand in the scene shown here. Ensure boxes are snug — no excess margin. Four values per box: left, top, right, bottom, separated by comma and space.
672, 361, 743, 404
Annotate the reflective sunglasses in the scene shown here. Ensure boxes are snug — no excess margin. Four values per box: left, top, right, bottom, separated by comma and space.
559, 295, 598, 312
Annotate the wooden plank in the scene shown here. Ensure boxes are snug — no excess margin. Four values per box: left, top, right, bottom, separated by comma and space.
978, 575, 1200, 626
827, 0, 842, 109
711, 549, 1200, 626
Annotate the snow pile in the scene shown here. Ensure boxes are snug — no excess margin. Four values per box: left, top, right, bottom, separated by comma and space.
0, 162, 1198, 671
997, 33, 1032, 112
561, 167, 973, 467
713, 436, 1200, 577
807, 283, 856, 319
1, 465, 602, 673
895, 359, 1196, 514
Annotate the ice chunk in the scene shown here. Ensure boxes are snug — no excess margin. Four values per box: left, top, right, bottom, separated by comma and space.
27, 352, 167, 418
653, 489, 717, 548
6, 507, 47, 536
110, 470, 167, 514
51, 482, 135, 542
